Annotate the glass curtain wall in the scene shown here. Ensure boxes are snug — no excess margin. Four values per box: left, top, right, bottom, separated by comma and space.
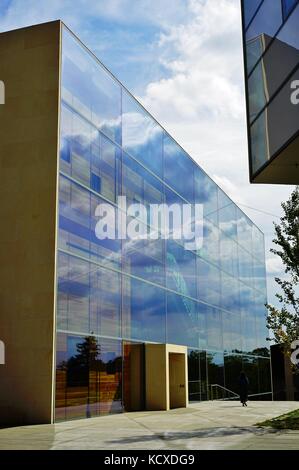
242, 0, 299, 175
55, 26, 271, 420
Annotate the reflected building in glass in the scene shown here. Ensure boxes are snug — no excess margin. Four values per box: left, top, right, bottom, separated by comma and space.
241, 0, 299, 183
0, 21, 271, 425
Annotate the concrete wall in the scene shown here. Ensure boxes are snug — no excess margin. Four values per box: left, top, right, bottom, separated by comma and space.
145, 344, 188, 411
0, 21, 61, 424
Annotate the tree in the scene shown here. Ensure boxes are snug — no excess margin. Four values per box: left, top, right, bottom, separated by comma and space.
266, 186, 299, 360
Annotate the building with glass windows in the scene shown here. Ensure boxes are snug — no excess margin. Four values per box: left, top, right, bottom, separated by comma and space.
241, 0, 299, 183
0, 21, 271, 425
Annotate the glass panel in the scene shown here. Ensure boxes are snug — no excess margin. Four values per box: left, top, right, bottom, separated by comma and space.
253, 257, 267, 293
258, 358, 272, 393
246, 0, 283, 74
164, 133, 195, 202
221, 273, 240, 314
242, 355, 259, 395
122, 276, 166, 343
55, 332, 68, 421
194, 167, 218, 226
122, 151, 163, 207
219, 232, 239, 278
224, 354, 243, 395
65, 334, 90, 420
222, 311, 242, 353
250, 67, 299, 174
248, 6, 299, 122
240, 285, 257, 354
166, 239, 197, 299
252, 225, 265, 261
198, 219, 220, 268
218, 189, 237, 239
90, 268, 121, 338
166, 292, 199, 347
98, 339, 122, 415
57, 252, 121, 338
205, 306, 223, 351
282, 0, 298, 19
197, 257, 221, 307
254, 292, 269, 353
250, 108, 270, 174
56, 334, 125, 421
58, 255, 90, 334
200, 351, 208, 401
62, 27, 121, 144
60, 105, 120, 203
188, 349, 200, 381
59, 175, 121, 268
188, 350, 201, 402
242, 0, 263, 28
237, 209, 253, 253
122, 91, 163, 177
238, 246, 254, 288
207, 352, 224, 399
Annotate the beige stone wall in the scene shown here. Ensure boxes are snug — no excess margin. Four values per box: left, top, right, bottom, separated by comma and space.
0, 21, 61, 424
145, 344, 188, 411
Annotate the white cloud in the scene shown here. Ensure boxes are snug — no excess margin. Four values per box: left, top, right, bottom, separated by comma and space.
137, 0, 295, 305
266, 257, 284, 275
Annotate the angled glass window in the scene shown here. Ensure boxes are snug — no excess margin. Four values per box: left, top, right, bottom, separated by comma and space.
218, 189, 237, 240
282, 0, 298, 20
163, 133, 195, 202
122, 91, 163, 177
242, 0, 263, 28
194, 167, 218, 227
248, 6, 299, 122
199, 218, 220, 268
237, 209, 253, 253
62, 27, 121, 145
246, 0, 283, 74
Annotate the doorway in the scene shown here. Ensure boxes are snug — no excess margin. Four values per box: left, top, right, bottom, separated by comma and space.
169, 353, 187, 409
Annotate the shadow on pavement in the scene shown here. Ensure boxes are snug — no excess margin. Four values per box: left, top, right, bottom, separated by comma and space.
106, 426, 279, 446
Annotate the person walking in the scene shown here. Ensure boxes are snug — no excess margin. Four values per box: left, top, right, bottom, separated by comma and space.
239, 371, 249, 407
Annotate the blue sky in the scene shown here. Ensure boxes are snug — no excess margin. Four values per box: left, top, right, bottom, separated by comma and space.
0, 0, 295, 306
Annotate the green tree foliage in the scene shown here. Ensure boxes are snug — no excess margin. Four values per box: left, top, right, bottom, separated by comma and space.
266, 186, 299, 357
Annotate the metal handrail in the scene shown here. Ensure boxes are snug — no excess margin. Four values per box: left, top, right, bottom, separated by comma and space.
210, 384, 239, 401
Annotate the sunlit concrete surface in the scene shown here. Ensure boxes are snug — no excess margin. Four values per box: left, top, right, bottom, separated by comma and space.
0, 401, 298, 450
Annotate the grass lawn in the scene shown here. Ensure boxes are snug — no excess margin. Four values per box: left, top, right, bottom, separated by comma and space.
257, 409, 299, 430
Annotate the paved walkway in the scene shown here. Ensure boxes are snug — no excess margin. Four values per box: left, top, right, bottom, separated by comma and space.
0, 401, 298, 450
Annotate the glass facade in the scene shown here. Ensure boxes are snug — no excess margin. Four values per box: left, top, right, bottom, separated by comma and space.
241, 0, 299, 179
55, 26, 271, 421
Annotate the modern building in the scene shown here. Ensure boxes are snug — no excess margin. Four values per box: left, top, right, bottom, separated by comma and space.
241, 0, 299, 184
0, 21, 271, 425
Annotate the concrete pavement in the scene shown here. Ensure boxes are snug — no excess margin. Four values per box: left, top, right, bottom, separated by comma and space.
0, 401, 298, 450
